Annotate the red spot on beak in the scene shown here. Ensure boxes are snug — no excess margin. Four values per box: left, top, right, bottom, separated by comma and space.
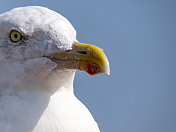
87, 62, 99, 75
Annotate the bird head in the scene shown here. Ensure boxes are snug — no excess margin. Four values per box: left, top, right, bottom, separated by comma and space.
0, 6, 110, 91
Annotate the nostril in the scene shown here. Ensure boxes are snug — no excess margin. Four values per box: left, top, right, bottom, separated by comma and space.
66, 50, 88, 54
66, 50, 71, 52
77, 51, 88, 54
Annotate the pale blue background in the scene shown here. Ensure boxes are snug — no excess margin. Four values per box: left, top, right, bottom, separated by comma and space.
0, 0, 176, 132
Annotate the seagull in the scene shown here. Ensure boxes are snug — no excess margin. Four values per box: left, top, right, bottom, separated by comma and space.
0, 6, 110, 132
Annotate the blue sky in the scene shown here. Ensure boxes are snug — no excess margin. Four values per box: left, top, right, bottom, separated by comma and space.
0, 0, 176, 132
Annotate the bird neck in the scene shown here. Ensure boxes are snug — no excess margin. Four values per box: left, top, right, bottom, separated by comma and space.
0, 64, 76, 131
0, 84, 76, 132
0, 61, 76, 95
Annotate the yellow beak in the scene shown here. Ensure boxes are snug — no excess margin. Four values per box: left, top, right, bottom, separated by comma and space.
50, 42, 110, 75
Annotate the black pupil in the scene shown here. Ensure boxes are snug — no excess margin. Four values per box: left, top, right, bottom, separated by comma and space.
14, 34, 18, 38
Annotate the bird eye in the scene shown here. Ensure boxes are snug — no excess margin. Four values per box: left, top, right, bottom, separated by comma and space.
10, 30, 22, 43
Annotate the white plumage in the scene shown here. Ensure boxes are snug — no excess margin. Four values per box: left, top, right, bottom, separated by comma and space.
0, 6, 109, 132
